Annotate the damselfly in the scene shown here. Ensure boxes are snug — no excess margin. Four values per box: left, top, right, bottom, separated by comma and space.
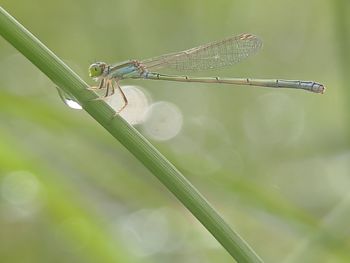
88, 33, 325, 113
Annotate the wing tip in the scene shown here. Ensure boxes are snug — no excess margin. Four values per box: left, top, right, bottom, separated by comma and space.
238, 33, 263, 49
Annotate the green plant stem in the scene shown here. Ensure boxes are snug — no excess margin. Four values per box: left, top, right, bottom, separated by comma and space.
332, 0, 350, 137
0, 7, 263, 263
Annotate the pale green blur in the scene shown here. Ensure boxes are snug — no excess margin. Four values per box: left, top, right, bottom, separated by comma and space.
0, 0, 349, 263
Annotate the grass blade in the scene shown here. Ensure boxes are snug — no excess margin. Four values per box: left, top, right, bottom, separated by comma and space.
0, 7, 263, 263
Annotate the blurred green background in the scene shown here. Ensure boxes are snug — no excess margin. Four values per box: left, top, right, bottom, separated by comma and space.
0, 0, 349, 262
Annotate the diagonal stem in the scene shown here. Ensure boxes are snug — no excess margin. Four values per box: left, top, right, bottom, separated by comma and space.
0, 7, 263, 263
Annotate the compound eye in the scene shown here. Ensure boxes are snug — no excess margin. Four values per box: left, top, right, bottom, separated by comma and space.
88, 62, 107, 78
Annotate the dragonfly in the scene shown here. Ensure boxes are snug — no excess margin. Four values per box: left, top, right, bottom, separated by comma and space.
88, 33, 325, 113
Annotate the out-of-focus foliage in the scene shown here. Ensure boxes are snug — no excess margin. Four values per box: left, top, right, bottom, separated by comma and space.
0, 0, 349, 262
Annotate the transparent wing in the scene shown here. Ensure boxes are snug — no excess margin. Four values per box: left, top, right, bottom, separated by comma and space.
141, 33, 262, 72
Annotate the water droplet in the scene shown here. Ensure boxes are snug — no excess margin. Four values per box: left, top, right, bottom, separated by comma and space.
56, 86, 82, 110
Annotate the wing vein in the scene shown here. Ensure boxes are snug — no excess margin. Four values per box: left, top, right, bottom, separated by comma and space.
140, 33, 262, 72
